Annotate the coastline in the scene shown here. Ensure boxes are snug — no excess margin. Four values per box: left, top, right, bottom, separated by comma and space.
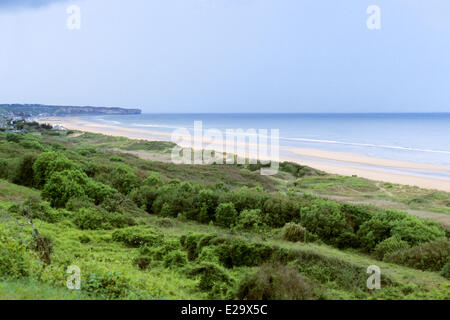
37, 116, 450, 193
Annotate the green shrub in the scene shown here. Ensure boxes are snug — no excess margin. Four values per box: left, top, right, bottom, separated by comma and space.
300, 200, 351, 246
82, 266, 131, 299
214, 238, 274, 268
236, 209, 264, 231
0, 227, 39, 278
389, 217, 445, 246
163, 249, 187, 268
235, 263, 317, 300
72, 208, 135, 230
373, 236, 410, 260
109, 165, 139, 195
12, 155, 36, 187
215, 203, 237, 228
384, 239, 450, 271
143, 172, 164, 187
33, 152, 79, 188
85, 181, 117, 205
133, 256, 151, 270
357, 211, 445, 251
79, 235, 92, 244
441, 260, 450, 280
180, 233, 216, 260
187, 262, 233, 299
282, 222, 306, 242
6, 133, 22, 143
112, 226, 163, 247
42, 170, 88, 208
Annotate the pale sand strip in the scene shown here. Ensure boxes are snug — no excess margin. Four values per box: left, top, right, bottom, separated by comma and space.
38, 117, 450, 192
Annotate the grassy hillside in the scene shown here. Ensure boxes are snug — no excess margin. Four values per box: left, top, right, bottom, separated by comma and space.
0, 122, 448, 300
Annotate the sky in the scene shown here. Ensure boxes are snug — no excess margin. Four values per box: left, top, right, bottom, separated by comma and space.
0, 0, 449, 113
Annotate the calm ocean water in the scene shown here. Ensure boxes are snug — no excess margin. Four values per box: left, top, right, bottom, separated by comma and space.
82, 113, 450, 166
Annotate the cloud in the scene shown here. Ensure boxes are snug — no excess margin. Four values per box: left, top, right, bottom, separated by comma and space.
0, 0, 72, 10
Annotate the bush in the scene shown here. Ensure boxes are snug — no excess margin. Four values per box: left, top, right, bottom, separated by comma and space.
187, 263, 233, 299
42, 170, 89, 208
373, 236, 410, 260
300, 200, 351, 246
82, 265, 131, 299
112, 226, 163, 247
85, 181, 117, 205
6, 133, 22, 143
441, 260, 450, 280
357, 211, 445, 251
33, 152, 79, 188
143, 172, 164, 187
133, 256, 151, 270
384, 239, 450, 271
129, 186, 159, 213
163, 250, 187, 268
109, 165, 139, 195
282, 222, 306, 242
42, 168, 116, 208
72, 208, 135, 230
215, 203, 237, 228
0, 227, 39, 278
236, 209, 264, 231
213, 238, 274, 268
235, 263, 317, 300
12, 155, 36, 187
79, 235, 92, 244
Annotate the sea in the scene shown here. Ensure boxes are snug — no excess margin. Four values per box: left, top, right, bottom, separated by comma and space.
81, 113, 450, 167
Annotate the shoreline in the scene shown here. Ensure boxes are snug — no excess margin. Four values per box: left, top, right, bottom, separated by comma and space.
37, 116, 450, 193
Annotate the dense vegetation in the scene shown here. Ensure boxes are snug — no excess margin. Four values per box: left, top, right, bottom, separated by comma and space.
0, 122, 448, 299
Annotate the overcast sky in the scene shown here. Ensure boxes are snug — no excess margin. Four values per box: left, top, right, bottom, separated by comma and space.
1, 0, 449, 113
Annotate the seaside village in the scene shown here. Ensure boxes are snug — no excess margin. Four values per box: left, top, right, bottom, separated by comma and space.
0, 113, 65, 133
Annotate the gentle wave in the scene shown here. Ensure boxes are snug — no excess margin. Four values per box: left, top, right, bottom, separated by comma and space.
97, 118, 122, 125
131, 123, 188, 130
281, 137, 450, 154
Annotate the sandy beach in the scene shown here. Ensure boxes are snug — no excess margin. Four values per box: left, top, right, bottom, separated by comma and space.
38, 116, 450, 192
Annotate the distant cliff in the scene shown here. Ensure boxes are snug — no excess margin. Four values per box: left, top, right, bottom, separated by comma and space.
0, 104, 142, 117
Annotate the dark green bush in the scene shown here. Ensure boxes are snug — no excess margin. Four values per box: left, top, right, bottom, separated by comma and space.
112, 226, 163, 247
441, 260, 450, 279
12, 155, 36, 187
235, 263, 317, 300
33, 151, 80, 188
82, 267, 131, 299
72, 208, 135, 230
79, 235, 92, 244
187, 262, 233, 299
373, 236, 410, 260
215, 202, 237, 228
300, 200, 351, 246
42, 170, 88, 208
384, 239, 450, 271
213, 238, 274, 268
0, 227, 39, 278
236, 209, 264, 231
109, 164, 139, 195
282, 222, 306, 242
357, 211, 445, 251
6, 133, 23, 143
133, 256, 151, 270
